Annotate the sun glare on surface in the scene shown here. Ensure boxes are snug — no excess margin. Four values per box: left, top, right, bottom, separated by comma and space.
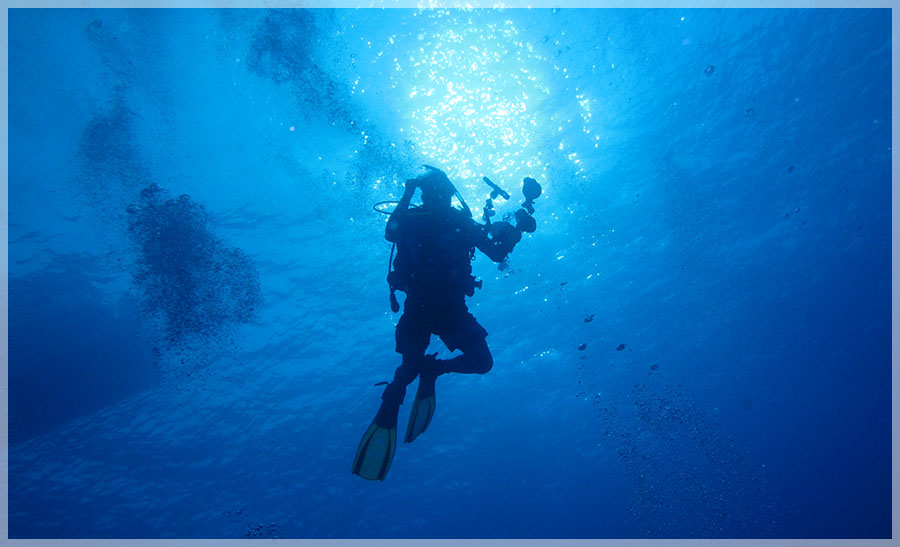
391, 12, 553, 193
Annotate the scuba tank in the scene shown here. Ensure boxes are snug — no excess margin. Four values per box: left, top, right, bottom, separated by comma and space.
385, 165, 475, 312
380, 168, 542, 312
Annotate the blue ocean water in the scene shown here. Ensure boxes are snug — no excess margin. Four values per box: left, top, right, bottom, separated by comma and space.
7, 7, 891, 539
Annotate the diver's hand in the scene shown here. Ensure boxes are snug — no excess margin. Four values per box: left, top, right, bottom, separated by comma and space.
404, 178, 419, 195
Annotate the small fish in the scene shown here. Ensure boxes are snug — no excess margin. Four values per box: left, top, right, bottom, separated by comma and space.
578, 343, 587, 351
616, 343, 626, 351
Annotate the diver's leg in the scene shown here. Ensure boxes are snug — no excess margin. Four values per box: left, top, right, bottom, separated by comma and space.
400, 331, 491, 444
437, 335, 493, 375
393, 308, 431, 385
352, 305, 433, 479
380, 351, 427, 414
353, 318, 428, 481
393, 352, 427, 386
435, 305, 493, 375
375, 308, 431, 423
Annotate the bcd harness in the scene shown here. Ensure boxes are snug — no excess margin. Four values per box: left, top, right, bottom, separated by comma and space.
386, 226, 481, 313
383, 170, 540, 313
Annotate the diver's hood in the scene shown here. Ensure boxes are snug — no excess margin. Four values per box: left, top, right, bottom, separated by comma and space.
421, 164, 472, 218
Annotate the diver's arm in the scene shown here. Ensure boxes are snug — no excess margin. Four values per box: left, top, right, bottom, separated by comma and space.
474, 177, 540, 263
385, 180, 417, 242
474, 221, 521, 263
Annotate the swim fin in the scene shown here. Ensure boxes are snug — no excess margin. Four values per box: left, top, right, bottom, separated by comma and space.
352, 383, 403, 481
352, 420, 396, 481
404, 363, 437, 444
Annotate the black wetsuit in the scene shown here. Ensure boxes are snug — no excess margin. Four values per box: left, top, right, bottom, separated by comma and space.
386, 205, 509, 384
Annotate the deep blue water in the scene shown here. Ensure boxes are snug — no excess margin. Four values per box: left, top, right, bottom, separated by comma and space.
7, 8, 891, 539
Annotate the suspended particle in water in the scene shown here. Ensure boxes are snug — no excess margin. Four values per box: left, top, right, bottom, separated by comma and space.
705, 65, 715, 76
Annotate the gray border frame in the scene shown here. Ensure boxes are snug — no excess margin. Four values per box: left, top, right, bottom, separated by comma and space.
2, 2, 895, 545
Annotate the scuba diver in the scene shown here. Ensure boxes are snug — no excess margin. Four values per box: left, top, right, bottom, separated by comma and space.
352, 165, 542, 481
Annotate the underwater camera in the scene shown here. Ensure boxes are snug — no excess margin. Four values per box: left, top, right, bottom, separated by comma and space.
483, 176, 542, 246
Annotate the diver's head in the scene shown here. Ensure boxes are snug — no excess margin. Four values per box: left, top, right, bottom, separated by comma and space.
416, 166, 455, 209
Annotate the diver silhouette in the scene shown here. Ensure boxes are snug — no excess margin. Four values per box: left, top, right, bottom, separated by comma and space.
353, 165, 541, 481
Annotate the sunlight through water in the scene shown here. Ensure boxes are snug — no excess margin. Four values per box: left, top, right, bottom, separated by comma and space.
392, 11, 554, 191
